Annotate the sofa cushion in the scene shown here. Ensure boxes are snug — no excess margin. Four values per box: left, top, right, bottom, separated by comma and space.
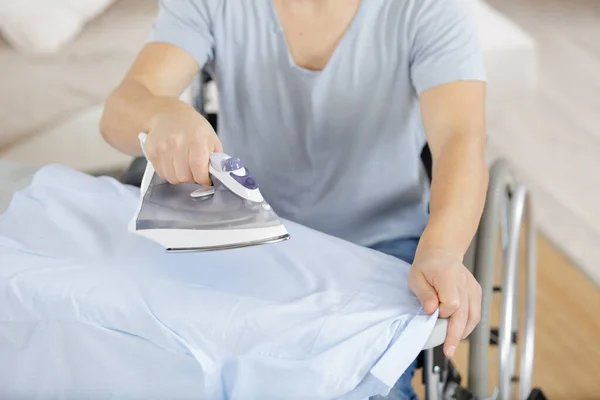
0, 0, 118, 55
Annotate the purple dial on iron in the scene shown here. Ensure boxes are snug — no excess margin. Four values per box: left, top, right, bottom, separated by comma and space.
224, 157, 243, 172
230, 171, 259, 190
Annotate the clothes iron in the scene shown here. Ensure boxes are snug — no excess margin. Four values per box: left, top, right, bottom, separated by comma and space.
129, 133, 290, 251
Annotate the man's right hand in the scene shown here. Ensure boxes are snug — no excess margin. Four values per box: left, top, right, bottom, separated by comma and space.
100, 43, 222, 185
144, 97, 222, 186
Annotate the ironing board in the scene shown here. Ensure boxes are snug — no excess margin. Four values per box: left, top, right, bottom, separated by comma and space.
424, 318, 447, 350
0, 160, 449, 397
0, 159, 449, 349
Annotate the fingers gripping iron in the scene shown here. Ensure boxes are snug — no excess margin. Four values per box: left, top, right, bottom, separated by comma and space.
130, 133, 290, 251
138, 133, 262, 202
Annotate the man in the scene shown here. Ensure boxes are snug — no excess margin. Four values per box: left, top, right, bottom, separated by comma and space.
100, 0, 487, 398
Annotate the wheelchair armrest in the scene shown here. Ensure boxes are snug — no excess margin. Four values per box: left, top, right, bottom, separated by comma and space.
423, 318, 448, 350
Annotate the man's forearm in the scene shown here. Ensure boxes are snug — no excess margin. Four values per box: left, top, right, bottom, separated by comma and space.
100, 80, 164, 156
100, 43, 202, 156
416, 133, 488, 261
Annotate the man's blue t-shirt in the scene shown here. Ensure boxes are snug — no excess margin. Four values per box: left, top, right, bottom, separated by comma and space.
149, 0, 486, 247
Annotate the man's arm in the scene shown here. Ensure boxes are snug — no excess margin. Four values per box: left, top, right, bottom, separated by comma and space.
100, 0, 216, 157
100, 43, 200, 156
418, 80, 488, 260
406, 0, 487, 357
410, 80, 488, 358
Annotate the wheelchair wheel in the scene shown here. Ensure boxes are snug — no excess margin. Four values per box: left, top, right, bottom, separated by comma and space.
467, 159, 537, 400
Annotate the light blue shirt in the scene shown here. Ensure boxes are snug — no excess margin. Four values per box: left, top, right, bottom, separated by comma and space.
149, 0, 486, 246
0, 165, 438, 399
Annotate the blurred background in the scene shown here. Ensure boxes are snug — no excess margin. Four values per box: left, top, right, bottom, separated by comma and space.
0, 0, 598, 398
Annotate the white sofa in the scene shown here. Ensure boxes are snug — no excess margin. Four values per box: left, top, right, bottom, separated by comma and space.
0, 0, 158, 174
0, 0, 537, 174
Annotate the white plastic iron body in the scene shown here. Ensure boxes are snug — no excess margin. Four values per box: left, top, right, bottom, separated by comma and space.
131, 133, 289, 251
192, 152, 264, 203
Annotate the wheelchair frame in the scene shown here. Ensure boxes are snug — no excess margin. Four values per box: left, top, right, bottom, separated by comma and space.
421, 158, 540, 400
120, 74, 545, 400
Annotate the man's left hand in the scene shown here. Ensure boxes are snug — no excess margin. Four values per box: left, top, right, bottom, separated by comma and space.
409, 249, 482, 357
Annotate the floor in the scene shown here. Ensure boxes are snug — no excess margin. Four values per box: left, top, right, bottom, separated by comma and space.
413, 235, 600, 399
482, 0, 600, 285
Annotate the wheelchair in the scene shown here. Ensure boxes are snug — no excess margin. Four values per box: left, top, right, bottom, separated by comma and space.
120, 73, 547, 400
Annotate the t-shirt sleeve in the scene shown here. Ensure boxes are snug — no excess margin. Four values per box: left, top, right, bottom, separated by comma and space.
409, 0, 486, 95
148, 0, 215, 68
